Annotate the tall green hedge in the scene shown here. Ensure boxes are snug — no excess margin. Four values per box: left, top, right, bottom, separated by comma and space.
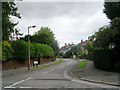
12, 40, 29, 60
2, 41, 14, 61
93, 48, 113, 71
33, 43, 54, 58
2, 40, 54, 61
30, 44, 35, 58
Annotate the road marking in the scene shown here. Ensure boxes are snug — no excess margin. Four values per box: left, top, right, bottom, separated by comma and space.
4, 87, 16, 89
4, 77, 32, 88
26, 77, 31, 81
41, 69, 55, 74
64, 71, 72, 80
7, 80, 25, 87
20, 87, 32, 88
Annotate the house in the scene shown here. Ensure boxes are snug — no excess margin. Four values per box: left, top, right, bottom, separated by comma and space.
77, 40, 89, 50
59, 43, 74, 54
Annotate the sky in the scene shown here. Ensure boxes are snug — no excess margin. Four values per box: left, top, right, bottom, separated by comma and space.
11, 1, 110, 47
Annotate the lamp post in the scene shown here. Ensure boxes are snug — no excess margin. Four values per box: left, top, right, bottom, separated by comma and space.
28, 25, 36, 70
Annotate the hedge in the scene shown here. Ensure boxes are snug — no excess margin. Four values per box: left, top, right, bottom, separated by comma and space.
12, 40, 29, 60
93, 48, 113, 71
2, 41, 14, 61
33, 43, 54, 58
2, 40, 54, 61
30, 44, 35, 58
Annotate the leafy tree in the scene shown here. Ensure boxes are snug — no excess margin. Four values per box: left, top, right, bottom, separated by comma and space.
85, 43, 94, 52
32, 27, 55, 45
111, 17, 120, 46
22, 26, 59, 56
2, 2, 21, 40
103, 1, 120, 20
110, 17, 120, 65
93, 26, 112, 49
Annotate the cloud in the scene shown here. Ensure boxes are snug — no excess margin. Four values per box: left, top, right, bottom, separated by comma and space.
12, 2, 110, 47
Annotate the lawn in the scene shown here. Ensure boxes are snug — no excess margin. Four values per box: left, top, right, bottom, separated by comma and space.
77, 60, 87, 69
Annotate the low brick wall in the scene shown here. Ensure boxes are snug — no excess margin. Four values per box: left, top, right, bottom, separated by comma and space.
2, 58, 53, 71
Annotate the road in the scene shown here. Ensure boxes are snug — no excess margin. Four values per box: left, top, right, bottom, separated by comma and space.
2, 59, 119, 89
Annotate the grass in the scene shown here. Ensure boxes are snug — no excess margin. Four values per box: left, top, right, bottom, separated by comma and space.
77, 60, 87, 69
32, 58, 63, 70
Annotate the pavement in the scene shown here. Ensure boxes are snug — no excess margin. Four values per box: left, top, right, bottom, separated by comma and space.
70, 59, 120, 87
2, 59, 59, 77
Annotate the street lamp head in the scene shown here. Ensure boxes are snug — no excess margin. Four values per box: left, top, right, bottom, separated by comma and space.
32, 25, 36, 28
28, 25, 36, 28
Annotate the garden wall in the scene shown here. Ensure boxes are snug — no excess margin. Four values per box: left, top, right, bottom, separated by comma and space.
2, 58, 53, 70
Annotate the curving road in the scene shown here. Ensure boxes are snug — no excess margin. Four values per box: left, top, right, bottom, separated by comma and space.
2, 59, 119, 89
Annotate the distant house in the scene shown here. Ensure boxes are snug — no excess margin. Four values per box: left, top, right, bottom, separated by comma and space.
59, 43, 74, 54
77, 40, 89, 50
77, 39, 92, 54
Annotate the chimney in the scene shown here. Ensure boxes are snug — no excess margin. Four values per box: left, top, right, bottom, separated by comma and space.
81, 40, 83, 43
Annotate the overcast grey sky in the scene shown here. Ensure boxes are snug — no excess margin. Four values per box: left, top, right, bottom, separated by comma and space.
12, 2, 110, 47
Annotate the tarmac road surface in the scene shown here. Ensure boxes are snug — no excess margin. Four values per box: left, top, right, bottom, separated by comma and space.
2, 59, 119, 89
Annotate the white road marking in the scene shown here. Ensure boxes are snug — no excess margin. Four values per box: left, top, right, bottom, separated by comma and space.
64, 71, 72, 80
41, 69, 55, 74
19, 87, 32, 88
4, 87, 16, 89
26, 77, 31, 81
7, 80, 25, 87
4, 77, 32, 88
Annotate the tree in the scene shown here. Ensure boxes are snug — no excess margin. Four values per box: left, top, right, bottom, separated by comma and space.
110, 17, 120, 65
22, 26, 59, 56
93, 26, 112, 49
103, 2, 120, 20
2, 2, 21, 41
32, 27, 55, 45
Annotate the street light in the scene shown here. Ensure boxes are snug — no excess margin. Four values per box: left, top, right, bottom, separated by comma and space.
28, 25, 36, 70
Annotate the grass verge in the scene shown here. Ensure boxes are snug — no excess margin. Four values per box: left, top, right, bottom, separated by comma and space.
32, 58, 63, 70
77, 60, 87, 69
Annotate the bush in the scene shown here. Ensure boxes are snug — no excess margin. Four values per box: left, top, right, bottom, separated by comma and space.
2, 41, 14, 61
93, 48, 113, 71
80, 50, 88, 59
12, 40, 29, 60
88, 52, 93, 61
33, 43, 54, 58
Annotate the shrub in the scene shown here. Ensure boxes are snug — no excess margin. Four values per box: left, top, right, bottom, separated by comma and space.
93, 48, 113, 71
2, 41, 14, 61
33, 43, 54, 58
12, 40, 29, 60
80, 50, 88, 59
2, 41, 13, 61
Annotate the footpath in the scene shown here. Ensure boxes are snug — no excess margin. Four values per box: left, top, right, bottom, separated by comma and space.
70, 59, 120, 86
2, 59, 60, 77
